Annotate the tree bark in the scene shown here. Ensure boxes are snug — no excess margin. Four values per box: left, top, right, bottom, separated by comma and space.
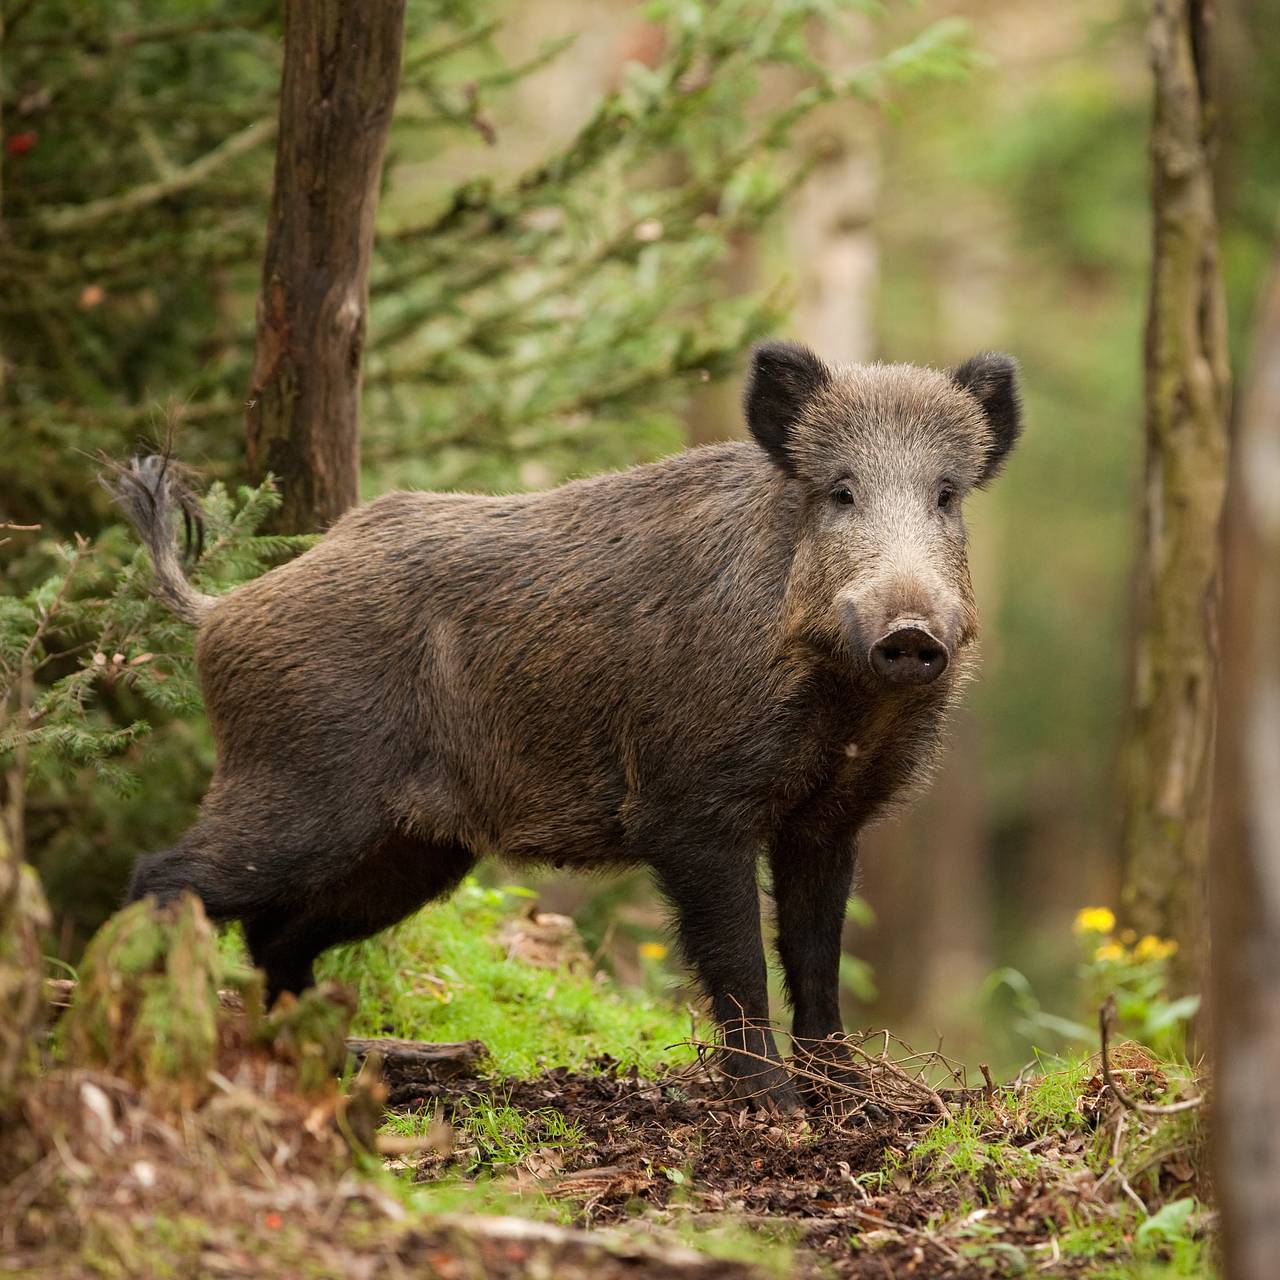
1118, 0, 1231, 993
1211, 234, 1280, 1280
0, 807, 50, 1112
245, 0, 406, 533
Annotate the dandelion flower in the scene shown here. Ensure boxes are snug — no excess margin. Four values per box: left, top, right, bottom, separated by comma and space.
1074, 906, 1116, 936
1134, 935, 1177, 961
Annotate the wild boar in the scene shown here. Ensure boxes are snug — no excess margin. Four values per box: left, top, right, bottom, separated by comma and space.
117, 342, 1022, 1111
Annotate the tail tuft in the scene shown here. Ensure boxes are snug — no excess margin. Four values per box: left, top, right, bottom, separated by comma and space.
104, 454, 214, 625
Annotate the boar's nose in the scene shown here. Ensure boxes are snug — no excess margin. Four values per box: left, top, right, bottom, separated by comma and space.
868, 623, 950, 686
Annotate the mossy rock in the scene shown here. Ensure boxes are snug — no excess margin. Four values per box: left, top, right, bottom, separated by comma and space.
62, 894, 236, 1108
63, 895, 361, 1113
258, 982, 355, 1094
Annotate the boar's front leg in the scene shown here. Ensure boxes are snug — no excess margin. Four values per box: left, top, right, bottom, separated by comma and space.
770, 828, 858, 1085
653, 851, 799, 1112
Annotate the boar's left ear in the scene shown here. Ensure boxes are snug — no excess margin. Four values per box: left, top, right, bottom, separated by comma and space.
744, 340, 831, 475
951, 352, 1022, 485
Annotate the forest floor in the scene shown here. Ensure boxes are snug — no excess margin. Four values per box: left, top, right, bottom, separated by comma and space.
389, 1044, 1210, 1279
0, 893, 1212, 1279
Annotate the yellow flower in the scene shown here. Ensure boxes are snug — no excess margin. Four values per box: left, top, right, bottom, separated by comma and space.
1074, 907, 1116, 936
1134, 935, 1177, 962
1094, 941, 1126, 963
639, 941, 668, 961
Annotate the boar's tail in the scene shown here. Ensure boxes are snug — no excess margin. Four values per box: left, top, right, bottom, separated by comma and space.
106, 454, 215, 626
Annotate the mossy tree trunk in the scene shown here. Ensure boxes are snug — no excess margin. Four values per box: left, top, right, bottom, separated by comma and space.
0, 814, 50, 1112
245, 0, 406, 533
1118, 0, 1231, 993
1212, 234, 1280, 1280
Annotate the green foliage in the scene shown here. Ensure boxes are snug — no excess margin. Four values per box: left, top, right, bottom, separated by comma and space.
885, 1103, 1041, 1200
985, 908, 1199, 1060
1135, 1197, 1196, 1250
365, 1, 979, 493
1052, 1200, 1212, 1280
456, 1095, 585, 1171
0, 478, 297, 942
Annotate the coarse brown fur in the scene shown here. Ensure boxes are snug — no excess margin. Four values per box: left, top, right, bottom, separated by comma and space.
118, 343, 1023, 1110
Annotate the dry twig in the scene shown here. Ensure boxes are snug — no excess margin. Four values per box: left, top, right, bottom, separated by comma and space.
1098, 997, 1203, 1115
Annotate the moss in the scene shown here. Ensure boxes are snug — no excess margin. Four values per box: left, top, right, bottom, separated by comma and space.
62, 894, 351, 1112
62, 895, 225, 1107
308, 879, 696, 1078
257, 982, 355, 1094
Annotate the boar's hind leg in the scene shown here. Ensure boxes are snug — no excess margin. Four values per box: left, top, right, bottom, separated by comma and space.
244, 834, 476, 1006
127, 820, 272, 919
652, 852, 799, 1113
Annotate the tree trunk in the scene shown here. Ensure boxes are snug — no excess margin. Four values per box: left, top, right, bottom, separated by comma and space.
1117, 0, 1231, 994
0, 807, 50, 1112
1211, 234, 1280, 1280
245, 0, 406, 533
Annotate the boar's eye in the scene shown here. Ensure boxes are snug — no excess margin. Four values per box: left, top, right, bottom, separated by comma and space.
832, 484, 855, 507
937, 484, 957, 511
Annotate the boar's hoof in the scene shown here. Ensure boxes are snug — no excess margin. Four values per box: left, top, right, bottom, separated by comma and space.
723, 1060, 802, 1114
801, 1069, 893, 1126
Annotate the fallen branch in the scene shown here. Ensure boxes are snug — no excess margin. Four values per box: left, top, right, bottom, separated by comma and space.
430, 1213, 761, 1274
837, 1036, 950, 1118
682, 1025, 953, 1123
347, 1036, 487, 1082
1098, 996, 1203, 1115
843, 1206, 964, 1264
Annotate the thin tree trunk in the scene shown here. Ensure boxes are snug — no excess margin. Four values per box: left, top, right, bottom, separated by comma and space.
0, 795, 50, 1111
1118, 0, 1231, 994
1211, 235, 1280, 1280
245, 1, 406, 533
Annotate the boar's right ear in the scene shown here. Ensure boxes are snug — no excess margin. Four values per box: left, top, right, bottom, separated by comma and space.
744, 341, 831, 475
951, 352, 1022, 485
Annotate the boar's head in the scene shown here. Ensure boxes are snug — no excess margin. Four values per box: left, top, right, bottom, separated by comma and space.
745, 341, 1022, 687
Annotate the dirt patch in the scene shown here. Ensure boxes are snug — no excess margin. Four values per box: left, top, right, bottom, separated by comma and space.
403, 1061, 898, 1217
398, 1062, 959, 1275
394, 1048, 1209, 1279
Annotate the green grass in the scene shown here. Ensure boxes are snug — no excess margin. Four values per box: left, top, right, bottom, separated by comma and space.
890, 1050, 1213, 1279
314, 879, 696, 1077
668, 1219, 797, 1277
886, 1103, 1042, 1198
217, 879, 696, 1076
1019, 1052, 1096, 1132
383, 1093, 585, 1171
460, 1096, 584, 1167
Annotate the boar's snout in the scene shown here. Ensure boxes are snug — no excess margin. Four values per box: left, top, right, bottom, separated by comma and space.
868, 620, 950, 686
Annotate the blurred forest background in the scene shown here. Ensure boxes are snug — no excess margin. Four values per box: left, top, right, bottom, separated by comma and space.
3, 0, 1278, 1074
